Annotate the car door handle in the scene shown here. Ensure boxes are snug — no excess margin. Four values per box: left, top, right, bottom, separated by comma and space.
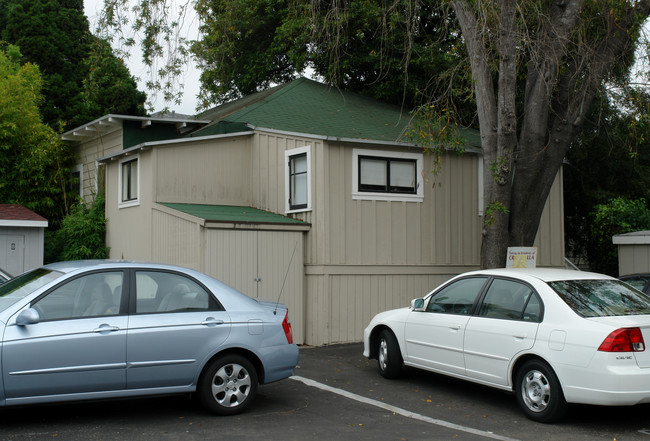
449, 325, 462, 331
201, 318, 224, 326
513, 334, 527, 340
93, 324, 120, 334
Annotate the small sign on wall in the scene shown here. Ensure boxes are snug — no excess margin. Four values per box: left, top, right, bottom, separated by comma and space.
506, 247, 537, 268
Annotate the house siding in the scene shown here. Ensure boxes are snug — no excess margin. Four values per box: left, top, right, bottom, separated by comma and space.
73, 129, 122, 203
154, 136, 252, 206
105, 149, 154, 261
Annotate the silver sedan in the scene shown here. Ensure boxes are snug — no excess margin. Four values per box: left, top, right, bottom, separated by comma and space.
0, 260, 298, 415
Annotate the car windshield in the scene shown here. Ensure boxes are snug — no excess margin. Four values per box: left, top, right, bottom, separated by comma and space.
0, 268, 63, 313
549, 279, 650, 317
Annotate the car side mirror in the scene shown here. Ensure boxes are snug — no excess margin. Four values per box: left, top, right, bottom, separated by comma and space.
411, 298, 425, 311
16, 308, 40, 326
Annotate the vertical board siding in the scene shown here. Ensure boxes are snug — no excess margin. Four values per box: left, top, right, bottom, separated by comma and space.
308, 272, 452, 345
152, 209, 201, 269
203, 228, 305, 344
155, 137, 252, 206
319, 145, 482, 267
534, 168, 565, 267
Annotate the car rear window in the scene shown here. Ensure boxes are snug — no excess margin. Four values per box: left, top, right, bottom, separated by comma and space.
549, 279, 650, 317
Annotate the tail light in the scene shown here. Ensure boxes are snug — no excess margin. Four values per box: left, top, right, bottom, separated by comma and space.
598, 327, 645, 352
282, 309, 293, 344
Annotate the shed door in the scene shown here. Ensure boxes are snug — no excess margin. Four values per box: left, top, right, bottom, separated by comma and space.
204, 229, 304, 343
0, 235, 24, 276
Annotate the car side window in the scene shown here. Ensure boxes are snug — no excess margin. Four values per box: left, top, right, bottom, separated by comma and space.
478, 278, 540, 321
426, 277, 488, 315
33, 271, 123, 321
135, 271, 216, 313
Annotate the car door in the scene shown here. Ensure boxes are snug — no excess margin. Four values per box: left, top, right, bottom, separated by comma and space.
126, 270, 232, 389
463, 277, 542, 386
2, 271, 127, 399
403, 277, 488, 376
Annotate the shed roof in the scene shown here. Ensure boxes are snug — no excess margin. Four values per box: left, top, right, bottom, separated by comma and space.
158, 203, 310, 226
194, 78, 481, 148
0, 205, 48, 227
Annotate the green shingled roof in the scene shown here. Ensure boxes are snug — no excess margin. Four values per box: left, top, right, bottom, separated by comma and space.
159, 203, 309, 225
192, 78, 479, 148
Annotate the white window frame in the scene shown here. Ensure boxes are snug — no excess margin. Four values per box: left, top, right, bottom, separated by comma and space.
118, 154, 140, 208
285, 146, 312, 214
352, 148, 424, 202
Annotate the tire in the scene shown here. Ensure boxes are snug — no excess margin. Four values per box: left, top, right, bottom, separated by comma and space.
377, 329, 403, 379
198, 354, 259, 416
514, 359, 567, 423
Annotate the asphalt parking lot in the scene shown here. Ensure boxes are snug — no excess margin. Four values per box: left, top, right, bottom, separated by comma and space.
2, 343, 650, 440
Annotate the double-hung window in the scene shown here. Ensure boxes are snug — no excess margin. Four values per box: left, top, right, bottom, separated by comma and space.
119, 155, 139, 208
285, 146, 312, 213
353, 149, 423, 202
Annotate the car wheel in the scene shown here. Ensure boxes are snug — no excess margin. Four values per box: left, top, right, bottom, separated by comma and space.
377, 329, 403, 379
198, 354, 258, 416
515, 359, 567, 423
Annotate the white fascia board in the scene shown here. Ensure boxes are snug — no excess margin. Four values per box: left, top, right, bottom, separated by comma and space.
0, 220, 48, 228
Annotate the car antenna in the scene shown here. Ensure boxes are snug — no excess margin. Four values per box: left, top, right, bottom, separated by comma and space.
274, 239, 299, 315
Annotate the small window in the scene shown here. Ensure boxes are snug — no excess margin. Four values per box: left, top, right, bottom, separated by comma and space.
479, 278, 538, 321
70, 164, 82, 200
426, 277, 488, 315
119, 155, 139, 208
359, 156, 416, 194
353, 149, 423, 202
135, 271, 219, 314
285, 146, 312, 213
33, 272, 123, 321
289, 153, 308, 209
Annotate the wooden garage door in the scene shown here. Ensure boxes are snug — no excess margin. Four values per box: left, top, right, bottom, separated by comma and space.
204, 229, 305, 343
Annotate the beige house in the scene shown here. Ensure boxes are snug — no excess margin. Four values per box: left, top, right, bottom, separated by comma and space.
62, 78, 566, 346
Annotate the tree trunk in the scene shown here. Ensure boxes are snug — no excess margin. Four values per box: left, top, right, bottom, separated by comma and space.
452, 0, 650, 268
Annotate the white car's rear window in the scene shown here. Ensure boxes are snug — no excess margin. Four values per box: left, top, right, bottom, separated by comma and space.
549, 279, 650, 317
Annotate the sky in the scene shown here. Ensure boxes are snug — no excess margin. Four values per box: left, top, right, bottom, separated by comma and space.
83, 0, 202, 116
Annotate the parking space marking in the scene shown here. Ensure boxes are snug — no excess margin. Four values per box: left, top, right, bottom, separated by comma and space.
290, 376, 521, 441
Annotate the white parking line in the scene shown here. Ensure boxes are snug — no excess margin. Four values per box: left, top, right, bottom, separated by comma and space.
290, 375, 521, 441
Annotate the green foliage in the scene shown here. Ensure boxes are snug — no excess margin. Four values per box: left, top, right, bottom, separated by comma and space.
0, 44, 76, 226
190, 0, 470, 111
49, 195, 109, 262
0, 0, 91, 128
484, 200, 510, 227
81, 37, 147, 117
589, 198, 650, 276
565, 89, 650, 269
0, 0, 147, 128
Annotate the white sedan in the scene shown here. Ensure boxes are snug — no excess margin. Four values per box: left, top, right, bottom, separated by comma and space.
363, 268, 650, 423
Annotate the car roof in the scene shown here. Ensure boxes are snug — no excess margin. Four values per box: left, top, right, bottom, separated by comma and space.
463, 267, 614, 283
42, 260, 191, 274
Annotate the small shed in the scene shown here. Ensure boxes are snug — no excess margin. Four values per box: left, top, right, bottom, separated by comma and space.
0, 205, 48, 276
613, 230, 650, 276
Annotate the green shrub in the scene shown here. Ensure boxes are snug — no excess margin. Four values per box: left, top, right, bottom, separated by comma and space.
50, 195, 109, 262
588, 197, 650, 276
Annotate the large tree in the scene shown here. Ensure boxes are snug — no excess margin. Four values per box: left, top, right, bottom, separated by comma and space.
0, 45, 75, 225
448, 0, 650, 267
0, 0, 146, 129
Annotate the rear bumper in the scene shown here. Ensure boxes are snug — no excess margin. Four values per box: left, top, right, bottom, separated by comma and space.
261, 344, 299, 384
558, 354, 650, 406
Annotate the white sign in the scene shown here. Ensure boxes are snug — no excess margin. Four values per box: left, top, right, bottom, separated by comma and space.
506, 247, 537, 268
